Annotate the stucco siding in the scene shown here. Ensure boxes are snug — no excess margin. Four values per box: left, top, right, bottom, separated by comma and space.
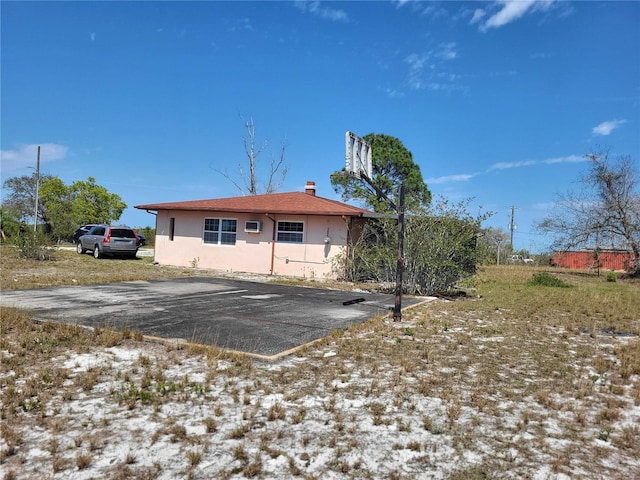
152, 210, 349, 278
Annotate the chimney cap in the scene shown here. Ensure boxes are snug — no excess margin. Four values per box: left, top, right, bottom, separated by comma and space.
305, 181, 316, 196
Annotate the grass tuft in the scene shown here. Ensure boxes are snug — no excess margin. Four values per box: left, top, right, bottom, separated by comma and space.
528, 272, 572, 288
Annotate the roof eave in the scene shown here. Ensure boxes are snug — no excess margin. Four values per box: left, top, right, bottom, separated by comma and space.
134, 205, 367, 217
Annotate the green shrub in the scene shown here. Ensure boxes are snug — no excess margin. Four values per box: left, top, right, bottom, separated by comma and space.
333, 198, 488, 295
606, 271, 617, 282
528, 272, 571, 288
15, 230, 55, 261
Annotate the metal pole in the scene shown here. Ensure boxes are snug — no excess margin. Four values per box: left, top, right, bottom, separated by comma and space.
393, 184, 405, 322
509, 205, 515, 247
34, 146, 41, 232
356, 171, 404, 321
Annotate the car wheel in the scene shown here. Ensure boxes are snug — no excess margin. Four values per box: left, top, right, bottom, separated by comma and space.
76, 242, 87, 254
93, 245, 102, 259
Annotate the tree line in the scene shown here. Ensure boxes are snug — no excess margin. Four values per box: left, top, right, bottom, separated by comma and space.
1, 175, 126, 243
329, 133, 490, 294
4, 125, 636, 281
537, 148, 639, 275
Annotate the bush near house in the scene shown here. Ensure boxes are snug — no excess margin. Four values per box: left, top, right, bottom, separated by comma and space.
337, 199, 486, 295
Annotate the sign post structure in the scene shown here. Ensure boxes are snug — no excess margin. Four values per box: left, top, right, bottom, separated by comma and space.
34, 146, 41, 232
393, 184, 405, 322
344, 131, 405, 322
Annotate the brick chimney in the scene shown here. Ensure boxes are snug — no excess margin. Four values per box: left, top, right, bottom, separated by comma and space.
305, 181, 316, 196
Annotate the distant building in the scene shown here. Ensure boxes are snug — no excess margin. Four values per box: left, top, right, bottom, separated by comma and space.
550, 249, 635, 272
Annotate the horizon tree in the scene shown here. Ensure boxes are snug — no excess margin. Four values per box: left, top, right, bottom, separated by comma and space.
2, 174, 127, 241
330, 133, 431, 213
1, 172, 55, 226
537, 148, 639, 274
216, 116, 288, 195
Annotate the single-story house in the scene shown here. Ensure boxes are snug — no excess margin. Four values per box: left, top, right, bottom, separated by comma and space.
135, 182, 374, 279
551, 249, 635, 272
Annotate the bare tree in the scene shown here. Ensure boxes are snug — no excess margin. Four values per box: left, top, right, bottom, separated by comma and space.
479, 227, 510, 265
537, 148, 640, 274
216, 116, 288, 195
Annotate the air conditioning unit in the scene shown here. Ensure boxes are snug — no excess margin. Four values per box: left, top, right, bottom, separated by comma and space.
244, 220, 261, 233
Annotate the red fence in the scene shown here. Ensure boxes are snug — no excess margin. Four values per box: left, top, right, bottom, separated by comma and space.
551, 250, 634, 272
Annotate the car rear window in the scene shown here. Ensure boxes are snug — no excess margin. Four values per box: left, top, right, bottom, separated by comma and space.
111, 229, 136, 238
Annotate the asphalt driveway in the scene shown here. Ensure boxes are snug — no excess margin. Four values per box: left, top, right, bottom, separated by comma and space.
0, 277, 428, 358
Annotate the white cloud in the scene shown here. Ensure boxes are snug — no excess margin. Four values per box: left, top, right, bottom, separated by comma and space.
384, 87, 405, 98
478, 0, 556, 31
0, 143, 69, 173
395, 0, 447, 19
543, 155, 586, 164
530, 52, 551, 60
489, 160, 537, 170
227, 17, 253, 32
403, 43, 459, 91
470, 9, 486, 25
426, 173, 475, 184
404, 52, 429, 89
592, 119, 627, 136
436, 42, 458, 61
428, 152, 587, 188
294, 1, 348, 22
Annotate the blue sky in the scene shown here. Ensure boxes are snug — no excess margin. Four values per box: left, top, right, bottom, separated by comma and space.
2, 0, 639, 253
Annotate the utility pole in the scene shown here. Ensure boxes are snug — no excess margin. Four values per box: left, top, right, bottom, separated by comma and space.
508, 205, 516, 247
34, 146, 41, 232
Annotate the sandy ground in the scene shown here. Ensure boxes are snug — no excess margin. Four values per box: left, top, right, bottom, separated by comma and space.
2, 305, 639, 480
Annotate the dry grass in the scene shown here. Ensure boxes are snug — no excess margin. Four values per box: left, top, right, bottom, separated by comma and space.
1, 254, 639, 479
0, 245, 193, 290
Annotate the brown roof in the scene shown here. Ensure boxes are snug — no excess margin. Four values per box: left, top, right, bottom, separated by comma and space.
135, 192, 373, 217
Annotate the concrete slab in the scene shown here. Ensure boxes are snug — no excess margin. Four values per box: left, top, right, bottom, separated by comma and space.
0, 278, 428, 358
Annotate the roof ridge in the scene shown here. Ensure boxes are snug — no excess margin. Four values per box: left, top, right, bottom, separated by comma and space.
135, 190, 373, 216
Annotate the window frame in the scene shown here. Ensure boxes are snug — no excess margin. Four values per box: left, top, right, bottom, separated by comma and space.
276, 220, 305, 244
203, 217, 237, 246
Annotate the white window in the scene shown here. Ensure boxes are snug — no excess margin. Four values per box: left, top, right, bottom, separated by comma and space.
277, 221, 304, 243
204, 218, 237, 245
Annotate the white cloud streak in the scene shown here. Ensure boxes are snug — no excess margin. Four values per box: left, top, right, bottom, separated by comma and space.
543, 155, 586, 164
293, 1, 348, 22
404, 53, 429, 89
428, 154, 587, 186
403, 43, 459, 91
426, 173, 476, 185
476, 0, 556, 31
0, 144, 69, 173
489, 160, 537, 170
592, 119, 627, 136
436, 42, 458, 60
470, 9, 486, 25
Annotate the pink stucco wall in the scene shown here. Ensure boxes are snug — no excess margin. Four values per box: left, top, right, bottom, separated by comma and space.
152, 210, 350, 279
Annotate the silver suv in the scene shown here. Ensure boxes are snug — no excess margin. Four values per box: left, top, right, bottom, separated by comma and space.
76, 225, 139, 259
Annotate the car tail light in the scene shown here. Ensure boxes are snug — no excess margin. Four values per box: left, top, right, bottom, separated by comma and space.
103, 230, 111, 244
